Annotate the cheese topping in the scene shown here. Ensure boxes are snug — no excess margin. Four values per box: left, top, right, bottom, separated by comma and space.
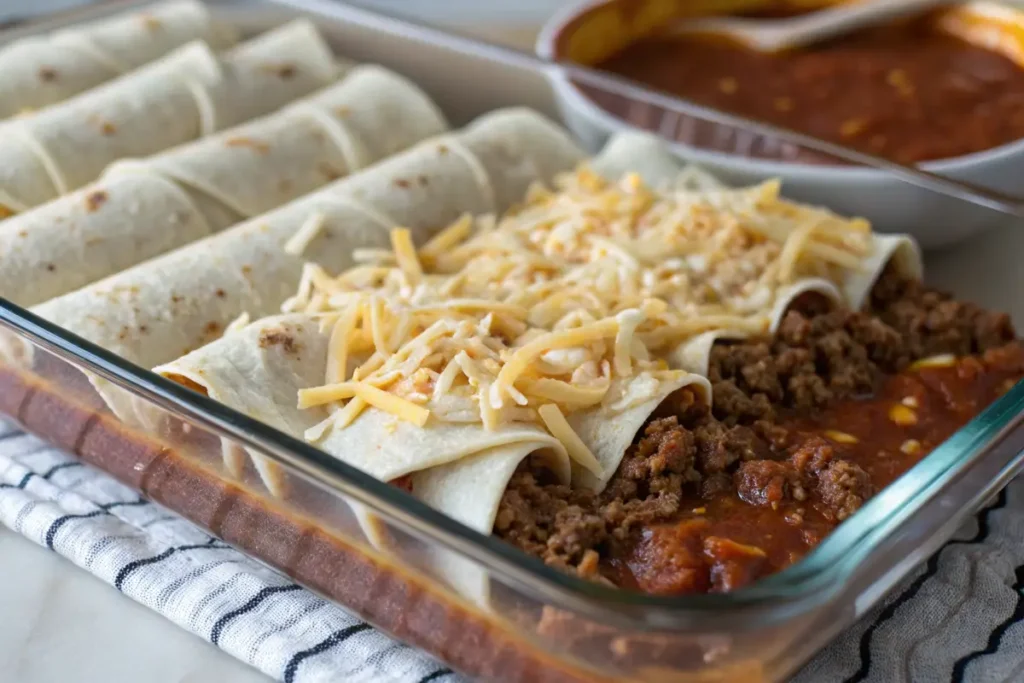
284, 165, 881, 465
284, 212, 327, 256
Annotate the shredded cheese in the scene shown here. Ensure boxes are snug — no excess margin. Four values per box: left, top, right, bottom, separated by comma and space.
390, 228, 423, 286
538, 404, 602, 476
490, 318, 619, 409
226, 311, 251, 334
284, 212, 326, 256
279, 163, 886, 460
351, 383, 430, 426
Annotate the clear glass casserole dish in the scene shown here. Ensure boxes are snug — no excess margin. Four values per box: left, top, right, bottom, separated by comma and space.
2, 1, 1024, 681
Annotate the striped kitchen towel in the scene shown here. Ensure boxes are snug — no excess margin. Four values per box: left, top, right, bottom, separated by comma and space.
3, 415, 1024, 682
0, 418, 457, 683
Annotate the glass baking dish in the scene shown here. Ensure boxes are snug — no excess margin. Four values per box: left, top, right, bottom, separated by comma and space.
3, 1, 1024, 680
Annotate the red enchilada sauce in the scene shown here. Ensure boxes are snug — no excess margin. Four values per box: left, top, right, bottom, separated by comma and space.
616, 345, 1023, 594
495, 268, 1024, 594
593, 15, 1024, 163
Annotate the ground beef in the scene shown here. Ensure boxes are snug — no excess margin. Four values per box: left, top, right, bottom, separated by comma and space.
869, 266, 1015, 359
706, 269, 1016, 425
816, 460, 873, 522
734, 460, 806, 508
494, 273, 1017, 581
611, 417, 700, 499
495, 411, 763, 574
692, 419, 768, 473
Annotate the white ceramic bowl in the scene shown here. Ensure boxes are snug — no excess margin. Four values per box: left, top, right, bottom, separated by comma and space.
536, 0, 1024, 249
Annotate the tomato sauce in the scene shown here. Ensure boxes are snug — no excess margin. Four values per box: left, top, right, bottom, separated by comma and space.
594, 15, 1024, 163
610, 345, 1024, 594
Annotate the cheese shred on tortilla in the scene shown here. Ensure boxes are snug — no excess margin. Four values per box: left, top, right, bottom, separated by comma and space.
284, 212, 327, 256
280, 165, 882, 456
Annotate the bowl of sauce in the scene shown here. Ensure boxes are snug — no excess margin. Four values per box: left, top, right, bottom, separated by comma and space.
538, 0, 1024, 247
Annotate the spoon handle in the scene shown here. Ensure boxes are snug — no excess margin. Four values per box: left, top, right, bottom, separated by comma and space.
676, 0, 960, 52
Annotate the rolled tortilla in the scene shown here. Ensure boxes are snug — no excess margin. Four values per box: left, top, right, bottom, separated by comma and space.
156, 313, 570, 603
156, 314, 569, 489
670, 278, 845, 377
0, 65, 448, 308
590, 129, 727, 192
0, 0, 236, 120
843, 234, 924, 310
28, 108, 583, 383
569, 374, 712, 492
592, 129, 926, 379
0, 19, 338, 214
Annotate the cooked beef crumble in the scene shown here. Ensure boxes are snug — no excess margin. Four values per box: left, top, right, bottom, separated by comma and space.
494, 269, 1018, 581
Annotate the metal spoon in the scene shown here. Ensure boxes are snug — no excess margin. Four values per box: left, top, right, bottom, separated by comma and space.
673, 0, 959, 52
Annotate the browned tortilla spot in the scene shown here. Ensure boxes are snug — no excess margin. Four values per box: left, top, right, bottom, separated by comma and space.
263, 63, 297, 79
85, 190, 108, 212
318, 164, 342, 181
258, 328, 299, 353
394, 178, 411, 189
39, 67, 58, 82
225, 137, 270, 154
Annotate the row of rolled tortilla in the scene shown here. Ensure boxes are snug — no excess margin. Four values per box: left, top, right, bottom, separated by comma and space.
0, 62, 449, 307
0, 0, 236, 120
0, 17, 339, 214
17, 109, 585, 418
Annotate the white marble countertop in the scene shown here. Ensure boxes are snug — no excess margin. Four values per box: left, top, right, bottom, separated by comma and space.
2, 1, 1023, 682
0, 525, 272, 682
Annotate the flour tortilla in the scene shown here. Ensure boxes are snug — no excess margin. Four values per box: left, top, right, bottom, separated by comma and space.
0, 19, 337, 215
593, 129, 925, 378
155, 314, 569, 495
843, 234, 923, 310
28, 109, 583, 411
147, 64, 448, 218
156, 313, 570, 604
0, 166, 240, 308
0, 64, 447, 308
568, 374, 712, 492
669, 278, 846, 377
0, 1, 236, 120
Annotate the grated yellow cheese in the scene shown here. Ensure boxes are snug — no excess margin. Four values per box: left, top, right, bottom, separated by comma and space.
538, 404, 603, 476
280, 162, 888, 458
390, 227, 423, 286
419, 213, 473, 265
352, 382, 430, 426
326, 306, 359, 385
490, 318, 619, 409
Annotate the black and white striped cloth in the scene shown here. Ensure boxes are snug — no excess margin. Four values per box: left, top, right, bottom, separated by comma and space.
0, 419, 457, 683
3, 416, 1024, 683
